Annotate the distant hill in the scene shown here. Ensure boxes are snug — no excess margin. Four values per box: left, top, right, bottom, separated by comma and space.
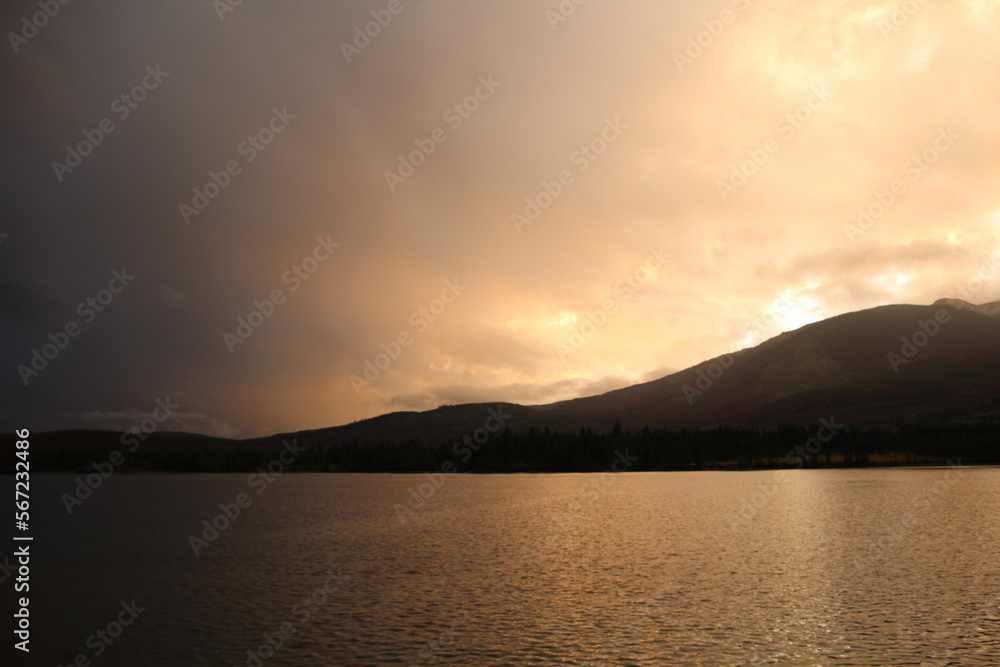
289, 298, 1000, 443
20, 299, 1000, 458
533, 300, 1000, 430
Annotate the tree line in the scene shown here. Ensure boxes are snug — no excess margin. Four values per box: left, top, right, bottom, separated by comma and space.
19, 421, 999, 473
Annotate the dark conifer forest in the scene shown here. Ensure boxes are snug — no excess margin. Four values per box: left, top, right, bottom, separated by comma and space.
24, 421, 998, 473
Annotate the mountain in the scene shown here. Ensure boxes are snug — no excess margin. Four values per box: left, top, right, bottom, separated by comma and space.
531, 299, 1000, 427
297, 298, 1000, 444
22, 298, 1000, 457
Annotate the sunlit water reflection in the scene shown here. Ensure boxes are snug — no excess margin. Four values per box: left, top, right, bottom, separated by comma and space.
30, 468, 1000, 665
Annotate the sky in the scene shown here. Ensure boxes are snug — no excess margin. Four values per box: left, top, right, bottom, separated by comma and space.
2, 0, 999, 438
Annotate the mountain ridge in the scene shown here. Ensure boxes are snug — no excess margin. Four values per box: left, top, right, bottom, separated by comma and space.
18, 298, 1000, 453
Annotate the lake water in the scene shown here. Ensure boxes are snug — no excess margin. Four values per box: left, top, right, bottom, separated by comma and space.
23, 468, 1000, 665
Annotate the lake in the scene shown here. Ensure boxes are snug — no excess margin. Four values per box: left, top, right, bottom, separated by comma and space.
25, 467, 1000, 665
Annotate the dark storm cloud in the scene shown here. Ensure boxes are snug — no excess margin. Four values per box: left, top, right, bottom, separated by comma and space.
2, 0, 998, 436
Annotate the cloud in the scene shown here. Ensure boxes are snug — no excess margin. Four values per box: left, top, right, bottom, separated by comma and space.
2, 0, 998, 436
